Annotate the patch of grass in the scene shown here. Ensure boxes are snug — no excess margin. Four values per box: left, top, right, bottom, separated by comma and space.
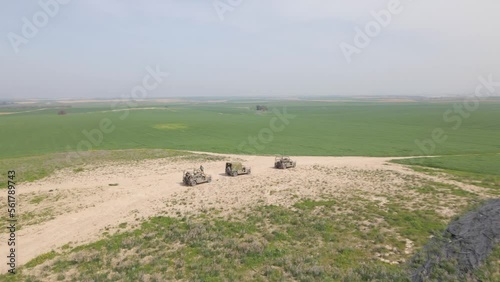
293, 199, 337, 210
394, 154, 500, 193
449, 187, 476, 197
410, 181, 478, 198
73, 167, 84, 173
29, 195, 48, 205
413, 185, 438, 194
12, 208, 55, 231
0, 184, 484, 281
381, 207, 445, 246
24, 251, 58, 268
474, 244, 500, 281
394, 154, 500, 176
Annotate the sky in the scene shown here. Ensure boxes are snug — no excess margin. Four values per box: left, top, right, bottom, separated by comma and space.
0, 0, 499, 99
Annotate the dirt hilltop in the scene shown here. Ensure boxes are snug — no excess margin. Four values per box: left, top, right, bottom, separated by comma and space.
0, 152, 491, 273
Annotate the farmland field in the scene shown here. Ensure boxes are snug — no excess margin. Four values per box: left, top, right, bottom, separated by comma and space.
0, 98, 499, 281
1, 99, 500, 159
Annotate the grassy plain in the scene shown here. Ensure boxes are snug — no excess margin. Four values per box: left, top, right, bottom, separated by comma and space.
393, 154, 500, 193
1, 100, 500, 159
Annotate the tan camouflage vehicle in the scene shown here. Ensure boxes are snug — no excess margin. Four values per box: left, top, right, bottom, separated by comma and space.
225, 162, 251, 176
183, 169, 212, 186
274, 156, 296, 169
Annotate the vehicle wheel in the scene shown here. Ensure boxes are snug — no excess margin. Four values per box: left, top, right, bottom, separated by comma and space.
281, 163, 286, 169
207, 178, 212, 183
232, 171, 238, 177
190, 179, 196, 186
247, 168, 251, 174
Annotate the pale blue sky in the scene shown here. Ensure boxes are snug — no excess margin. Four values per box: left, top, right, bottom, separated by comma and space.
1, 0, 499, 99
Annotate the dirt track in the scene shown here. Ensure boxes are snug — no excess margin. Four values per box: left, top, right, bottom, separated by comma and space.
0, 153, 490, 273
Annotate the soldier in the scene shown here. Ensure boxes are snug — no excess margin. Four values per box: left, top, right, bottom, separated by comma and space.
200, 165, 204, 173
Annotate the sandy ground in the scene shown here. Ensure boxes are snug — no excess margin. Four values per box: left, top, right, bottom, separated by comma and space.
0, 153, 489, 273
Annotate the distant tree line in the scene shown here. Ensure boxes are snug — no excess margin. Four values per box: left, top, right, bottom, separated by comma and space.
256, 105, 268, 111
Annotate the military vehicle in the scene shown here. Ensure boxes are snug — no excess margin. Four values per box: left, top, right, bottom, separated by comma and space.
274, 156, 296, 169
183, 169, 212, 186
225, 162, 251, 176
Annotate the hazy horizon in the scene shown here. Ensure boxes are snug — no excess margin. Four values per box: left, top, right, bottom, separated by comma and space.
3, 94, 498, 102
1, 1, 499, 99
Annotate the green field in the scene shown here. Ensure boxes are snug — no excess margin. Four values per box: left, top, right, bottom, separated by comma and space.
393, 154, 500, 193
1, 100, 500, 159
394, 154, 500, 176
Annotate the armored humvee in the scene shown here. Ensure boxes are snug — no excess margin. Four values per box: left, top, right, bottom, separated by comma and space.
183, 169, 212, 186
274, 156, 296, 169
225, 162, 251, 176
